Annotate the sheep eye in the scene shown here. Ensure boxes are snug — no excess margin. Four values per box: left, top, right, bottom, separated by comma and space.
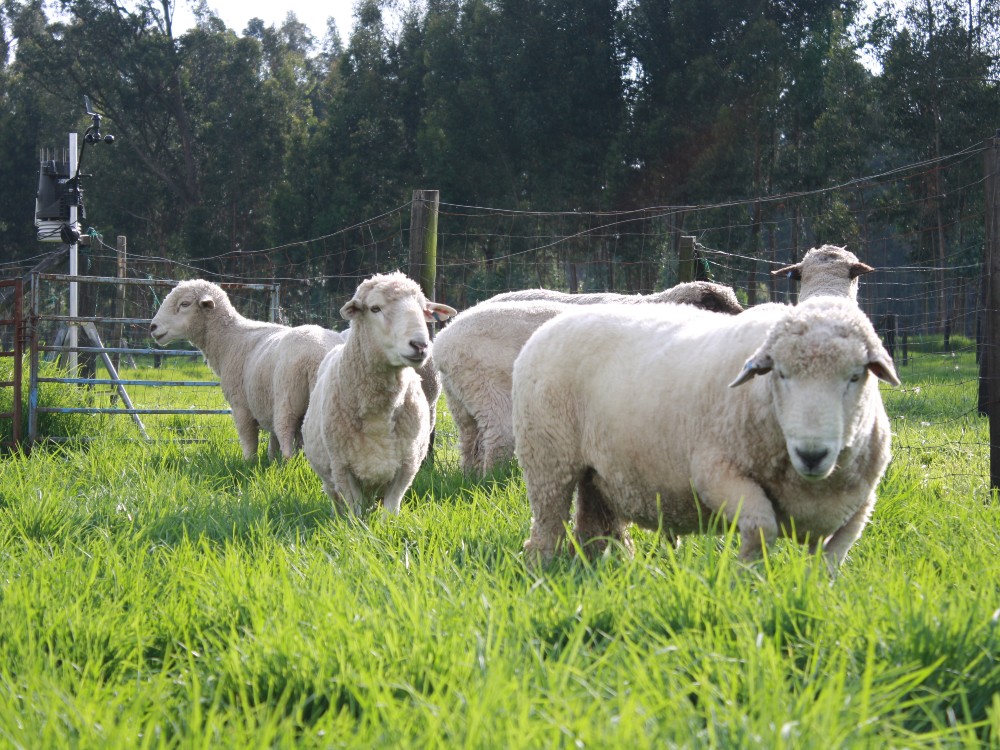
180, 301, 191, 308
849, 373, 862, 383
369, 305, 381, 313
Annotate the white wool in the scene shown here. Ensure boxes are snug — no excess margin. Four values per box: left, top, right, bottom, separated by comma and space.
486, 280, 743, 314
149, 279, 342, 460
434, 281, 742, 475
512, 296, 899, 568
301, 272, 457, 514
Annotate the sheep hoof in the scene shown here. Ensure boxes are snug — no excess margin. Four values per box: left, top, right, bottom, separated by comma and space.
522, 539, 556, 568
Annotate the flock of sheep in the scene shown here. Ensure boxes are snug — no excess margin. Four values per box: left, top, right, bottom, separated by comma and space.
149, 244, 899, 568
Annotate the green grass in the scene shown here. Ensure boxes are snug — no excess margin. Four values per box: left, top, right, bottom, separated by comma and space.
0, 338, 997, 748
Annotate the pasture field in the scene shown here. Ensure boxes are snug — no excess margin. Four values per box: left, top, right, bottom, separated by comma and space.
0, 339, 998, 748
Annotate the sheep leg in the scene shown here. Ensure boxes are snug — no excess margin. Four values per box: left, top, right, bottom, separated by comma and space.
522, 467, 580, 565
334, 470, 367, 516
447, 397, 483, 474
572, 471, 633, 559
477, 406, 515, 474
821, 491, 878, 568
267, 430, 281, 461
272, 394, 304, 460
231, 406, 260, 461
693, 462, 778, 561
381, 464, 418, 515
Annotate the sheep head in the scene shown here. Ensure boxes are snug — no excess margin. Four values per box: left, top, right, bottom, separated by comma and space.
149, 279, 230, 347
772, 246, 875, 302
340, 271, 457, 368
728, 298, 899, 480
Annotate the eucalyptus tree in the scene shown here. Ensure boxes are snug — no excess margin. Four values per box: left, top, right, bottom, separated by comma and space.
871, 0, 1000, 338
306, 0, 415, 283
7, 0, 321, 259
620, 0, 871, 302
0, 4, 39, 259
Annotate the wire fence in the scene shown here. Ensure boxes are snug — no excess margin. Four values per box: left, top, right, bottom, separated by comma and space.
0, 142, 991, 496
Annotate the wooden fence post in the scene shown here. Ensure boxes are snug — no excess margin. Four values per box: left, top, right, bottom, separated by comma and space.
409, 190, 439, 302
409, 189, 441, 465
983, 133, 1000, 494
678, 235, 696, 283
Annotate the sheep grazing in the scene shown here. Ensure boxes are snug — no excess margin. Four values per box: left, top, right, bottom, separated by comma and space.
301, 272, 457, 515
512, 296, 900, 568
772, 245, 874, 301
486, 280, 744, 315
149, 279, 343, 461
434, 281, 743, 476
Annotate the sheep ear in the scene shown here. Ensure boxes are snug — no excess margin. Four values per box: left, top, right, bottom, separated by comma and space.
729, 353, 773, 387
771, 263, 802, 280
340, 299, 363, 320
198, 296, 216, 311
424, 302, 458, 324
867, 349, 900, 386
850, 262, 875, 279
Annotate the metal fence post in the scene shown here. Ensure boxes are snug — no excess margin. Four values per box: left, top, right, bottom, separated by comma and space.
984, 133, 1000, 493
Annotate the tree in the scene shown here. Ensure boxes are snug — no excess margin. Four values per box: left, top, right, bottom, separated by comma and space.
872, 0, 1000, 340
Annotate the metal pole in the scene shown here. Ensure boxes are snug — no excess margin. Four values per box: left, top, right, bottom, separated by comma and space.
270, 284, 281, 324
985, 133, 1000, 493
11, 279, 23, 449
68, 132, 79, 375
28, 273, 39, 448
114, 235, 127, 370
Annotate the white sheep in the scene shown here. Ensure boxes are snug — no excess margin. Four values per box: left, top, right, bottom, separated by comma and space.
512, 296, 899, 567
772, 244, 874, 301
434, 281, 743, 475
301, 272, 457, 515
486, 280, 744, 314
149, 279, 343, 460
435, 300, 571, 473
339, 326, 444, 432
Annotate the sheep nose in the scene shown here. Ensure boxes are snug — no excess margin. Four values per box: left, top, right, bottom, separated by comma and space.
795, 447, 829, 473
410, 340, 428, 356
149, 322, 158, 335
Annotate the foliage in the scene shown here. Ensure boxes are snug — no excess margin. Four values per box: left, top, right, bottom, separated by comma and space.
0, 0, 996, 282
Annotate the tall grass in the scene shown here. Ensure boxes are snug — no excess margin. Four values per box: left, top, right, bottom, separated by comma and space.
0, 340, 997, 748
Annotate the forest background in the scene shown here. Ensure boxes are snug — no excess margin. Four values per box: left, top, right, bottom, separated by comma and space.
1, 0, 999, 305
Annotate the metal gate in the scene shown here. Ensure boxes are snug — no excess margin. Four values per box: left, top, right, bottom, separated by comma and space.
27, 273, 280, 448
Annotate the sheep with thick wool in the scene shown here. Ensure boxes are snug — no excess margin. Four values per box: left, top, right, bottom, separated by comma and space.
486, 280, 744, 314
772, 244, 874, 301
301, 272, 457, 515
149, 279, 343, 461
434, 281, 743, 475
339, 326, 444, 433
512, 296, 899, 567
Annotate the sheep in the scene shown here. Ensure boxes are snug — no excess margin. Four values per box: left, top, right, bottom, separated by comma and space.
301, 272, 457, 515
149, 279, 343, 461
434, 281, 743, 475
512, 296, 900, 568
485, 280, 744, 315
772, 245, 874, 301
435, 300, 571, 473
339, 326, 444, 432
